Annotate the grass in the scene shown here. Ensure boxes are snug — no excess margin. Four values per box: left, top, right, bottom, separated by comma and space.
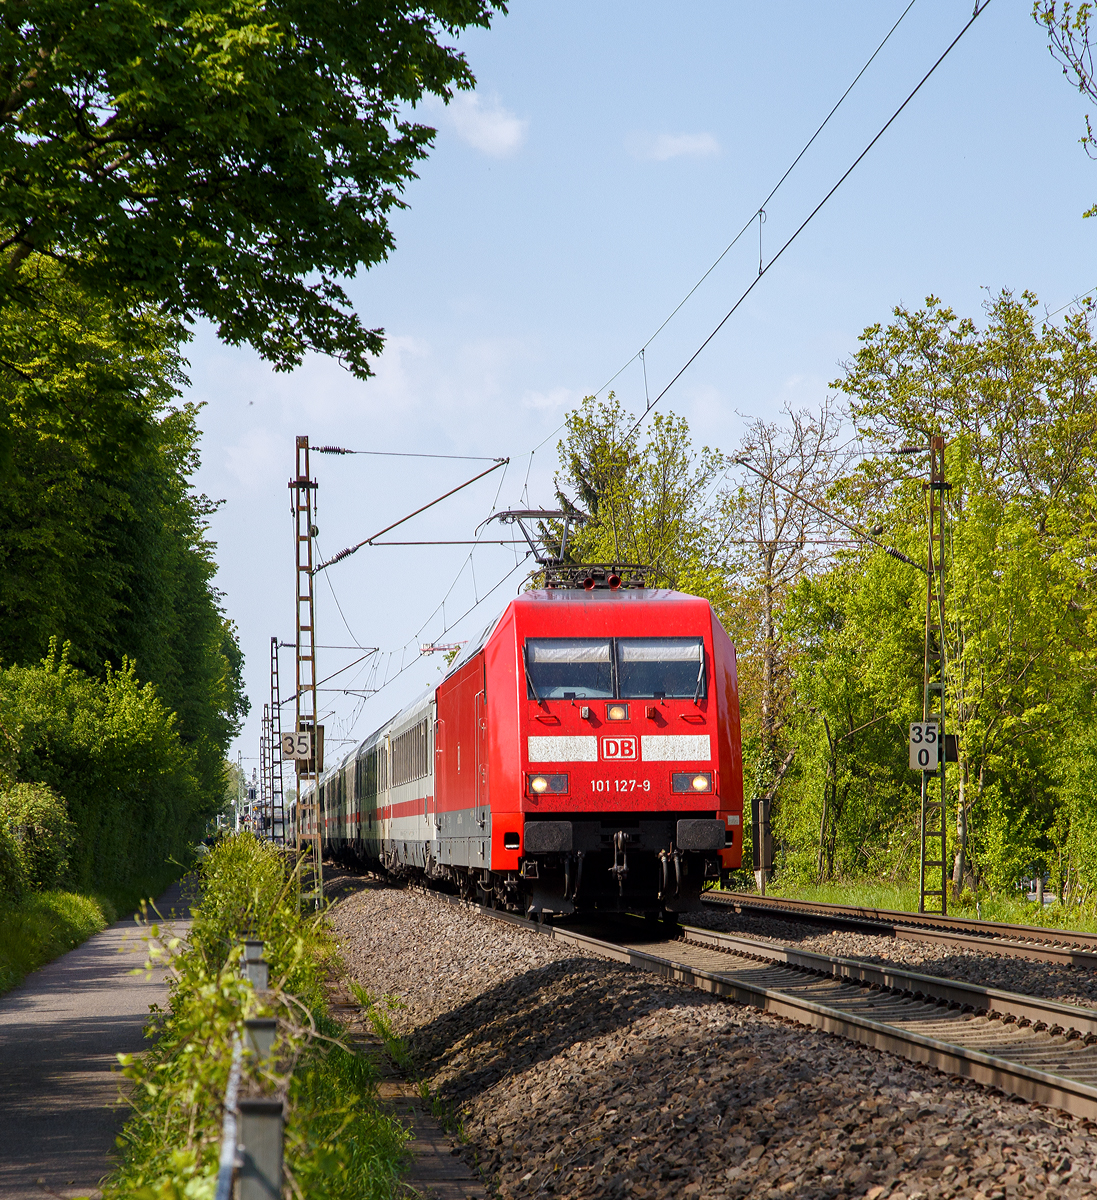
103, 833, 409, 1200
0, 890, 116, 996
741, 878, 1097, 934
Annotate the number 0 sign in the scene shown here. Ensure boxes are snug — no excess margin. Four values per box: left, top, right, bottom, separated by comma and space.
908, 722, 939, 771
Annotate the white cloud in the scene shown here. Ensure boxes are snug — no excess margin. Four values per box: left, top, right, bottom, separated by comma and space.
446, 93, 528, 158
628, 131, 721, 162
521, 385, 578, 411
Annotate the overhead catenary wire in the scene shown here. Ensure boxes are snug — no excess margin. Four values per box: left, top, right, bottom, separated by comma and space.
339, 460, 515, 731
314, 445, 506, 462
635, 0, 920, 381
733, 455, 926, 573
346, 551, 533, 721
314, 459, 509, 573
622, 0, 994, 443
496, 0, 925, 507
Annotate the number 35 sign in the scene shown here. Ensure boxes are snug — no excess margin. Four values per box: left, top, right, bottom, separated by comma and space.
281, 732, 312, 760
909, 722, 939, 771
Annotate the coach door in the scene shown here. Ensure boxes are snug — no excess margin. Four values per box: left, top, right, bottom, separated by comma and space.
475, 687, 488, 840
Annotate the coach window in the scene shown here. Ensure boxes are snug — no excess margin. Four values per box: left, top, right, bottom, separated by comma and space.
616, 637, 705, 699
526, 638, 614, 699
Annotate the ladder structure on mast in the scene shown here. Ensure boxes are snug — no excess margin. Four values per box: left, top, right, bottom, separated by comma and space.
269, 636, 286, 844
259, 703, 270, 837
291, 436, 323, 905
919, 435, 949, 915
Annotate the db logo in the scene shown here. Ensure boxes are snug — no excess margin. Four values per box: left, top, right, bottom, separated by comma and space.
601, 736, 637, 761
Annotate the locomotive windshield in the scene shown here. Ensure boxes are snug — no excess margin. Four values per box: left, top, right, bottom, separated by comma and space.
525, 636, 705, 700
526, 638, 614, 698
617, 637, 705, 699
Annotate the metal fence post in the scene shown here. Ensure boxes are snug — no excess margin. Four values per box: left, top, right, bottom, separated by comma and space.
244, 1018, 277, 1061
236, 1098, 284, 1200
243, 959, 270, 990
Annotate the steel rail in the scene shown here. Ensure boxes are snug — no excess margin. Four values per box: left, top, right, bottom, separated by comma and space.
426, 890, 1097, 1121
704, 892, 1097, 967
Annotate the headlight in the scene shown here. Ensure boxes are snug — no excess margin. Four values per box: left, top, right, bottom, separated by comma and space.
607, 704, 629, 721
528, 773, 568, 796
672, 771, 713, 794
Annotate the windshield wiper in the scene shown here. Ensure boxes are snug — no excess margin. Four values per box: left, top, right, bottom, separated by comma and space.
523, 645, 545, 707
692, 653, 705, 706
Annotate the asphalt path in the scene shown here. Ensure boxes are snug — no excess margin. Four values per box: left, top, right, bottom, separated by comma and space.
0, 882, 193, 1199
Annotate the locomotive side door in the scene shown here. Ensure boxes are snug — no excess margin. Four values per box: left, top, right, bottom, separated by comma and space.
475, 687, 488, 829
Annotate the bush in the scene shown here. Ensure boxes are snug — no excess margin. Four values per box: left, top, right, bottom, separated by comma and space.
0, 822, 26, 901
0, 643, 205, 906
0, 782, 75, 891
105, 834, 408, 1199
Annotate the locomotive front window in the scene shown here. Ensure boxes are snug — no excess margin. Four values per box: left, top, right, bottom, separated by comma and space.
526, 638, 614, 698
617, 637, 705, 699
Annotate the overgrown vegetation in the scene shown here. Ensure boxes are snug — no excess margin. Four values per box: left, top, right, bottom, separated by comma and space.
0, 647, 210, 907
0, 890, 115, 995
556, 289, 1097, 911
0, 258, 248, 914
105, 833, 407, 1200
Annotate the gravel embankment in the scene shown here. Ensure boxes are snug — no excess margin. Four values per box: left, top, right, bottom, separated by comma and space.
330, 880, 1097, 1200
689, 905, 1097, 1012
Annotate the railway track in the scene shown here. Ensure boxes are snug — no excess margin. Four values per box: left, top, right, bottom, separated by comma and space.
432, 891, 1097, 1121
703, 891, 1097, 968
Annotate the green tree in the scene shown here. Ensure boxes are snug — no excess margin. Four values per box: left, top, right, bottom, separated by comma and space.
0, 644, 206, 902
553, 393, 728, 597
0, 258, 248, 807
833, 290, 1097, 894
1036, 1, 1097, 216
781, 551, 930, 883
1, 0, 505, 376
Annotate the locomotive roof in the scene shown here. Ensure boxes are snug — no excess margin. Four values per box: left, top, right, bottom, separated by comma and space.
309, 587, 716, 792
442, 588, 706, 677
516, 587, 704, 605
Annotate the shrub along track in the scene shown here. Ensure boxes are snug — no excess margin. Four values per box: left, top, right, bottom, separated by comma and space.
704, 893, 1097, 968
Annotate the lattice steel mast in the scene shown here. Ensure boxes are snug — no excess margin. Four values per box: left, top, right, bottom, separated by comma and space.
919, 435, 949, 914
259, 703, 270, 836
269, 636, 286, 844
291, 436, 323, 903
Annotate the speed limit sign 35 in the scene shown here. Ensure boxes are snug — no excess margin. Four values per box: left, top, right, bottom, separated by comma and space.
909, 722, 939, 771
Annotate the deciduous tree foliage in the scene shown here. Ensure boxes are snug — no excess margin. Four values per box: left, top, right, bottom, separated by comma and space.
0, 645, 206, 903
0, 261, 248, 897
554, 291, 1097, 903
0, 0, 504, 375
552, 393, 728, 598
831, 292, 1097, 893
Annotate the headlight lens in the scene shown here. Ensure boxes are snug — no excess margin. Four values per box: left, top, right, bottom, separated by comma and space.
607, 704, 629, 721
672, 771, 713, 794
528, 773, 568, 796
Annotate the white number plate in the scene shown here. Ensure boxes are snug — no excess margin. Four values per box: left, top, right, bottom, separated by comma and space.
909, 722, 939, 771
281, 732, 312, 760
591, 778, 652, 793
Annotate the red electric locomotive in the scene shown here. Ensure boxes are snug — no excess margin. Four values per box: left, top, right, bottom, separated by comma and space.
309, 572, 744, 917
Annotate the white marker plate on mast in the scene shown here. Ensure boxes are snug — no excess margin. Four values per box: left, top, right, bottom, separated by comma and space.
282, 731, 312, 759
909, 722, 939, 771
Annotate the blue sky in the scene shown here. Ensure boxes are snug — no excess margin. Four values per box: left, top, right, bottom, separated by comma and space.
188, 0, 1097, 772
